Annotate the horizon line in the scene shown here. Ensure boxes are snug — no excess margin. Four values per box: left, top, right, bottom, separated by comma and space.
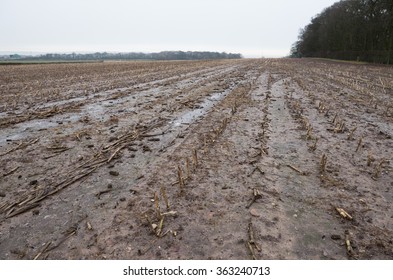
0, 49, 288, 59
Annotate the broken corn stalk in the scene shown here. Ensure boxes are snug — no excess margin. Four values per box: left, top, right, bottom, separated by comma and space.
160, 186, 170, 210
320, 154, 327, 173
192, 149, 198, 168
355, 137, 363, 152
336, 207, 353, 220
156, 217, 164, 237
177, 165, 185, 191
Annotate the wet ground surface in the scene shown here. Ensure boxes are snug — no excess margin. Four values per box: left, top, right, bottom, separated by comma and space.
0, 59, 392, 259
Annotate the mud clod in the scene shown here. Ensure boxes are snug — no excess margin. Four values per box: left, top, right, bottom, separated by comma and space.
109, 171, 119, 176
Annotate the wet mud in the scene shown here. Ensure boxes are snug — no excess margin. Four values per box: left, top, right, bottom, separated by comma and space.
0, 59, 392, 259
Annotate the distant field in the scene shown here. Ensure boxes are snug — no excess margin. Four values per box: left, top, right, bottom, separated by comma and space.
0, 59, 392, 260
0, 60, 104, 65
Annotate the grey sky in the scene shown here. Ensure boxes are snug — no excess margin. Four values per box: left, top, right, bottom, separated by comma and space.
0, 0, 338, 57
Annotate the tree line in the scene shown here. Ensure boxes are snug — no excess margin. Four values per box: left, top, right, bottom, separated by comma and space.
2, 51, 242, 61
291, 0, 393, 64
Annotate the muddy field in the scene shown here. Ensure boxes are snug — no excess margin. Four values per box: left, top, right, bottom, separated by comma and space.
0, 59, 392, 260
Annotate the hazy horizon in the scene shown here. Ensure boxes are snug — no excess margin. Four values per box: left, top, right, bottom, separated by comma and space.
0, 0, 339, 58
0, 49, 284, 59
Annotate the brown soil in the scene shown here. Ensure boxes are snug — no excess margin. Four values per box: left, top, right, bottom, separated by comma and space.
0, 59, 392, 260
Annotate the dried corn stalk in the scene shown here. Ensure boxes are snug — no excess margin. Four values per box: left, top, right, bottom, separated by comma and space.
336, 207, 353, 220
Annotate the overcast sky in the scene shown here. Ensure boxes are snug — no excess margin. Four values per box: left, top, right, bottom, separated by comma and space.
0, 0, 338, 58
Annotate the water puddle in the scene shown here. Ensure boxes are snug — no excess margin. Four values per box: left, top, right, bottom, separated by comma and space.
170, 89, 231, 127
0, 119, 59, 144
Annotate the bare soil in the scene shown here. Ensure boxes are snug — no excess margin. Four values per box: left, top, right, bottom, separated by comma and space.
0, 59, 392, 260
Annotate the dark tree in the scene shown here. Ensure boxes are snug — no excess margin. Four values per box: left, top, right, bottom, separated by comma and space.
291, 0, 393, 64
